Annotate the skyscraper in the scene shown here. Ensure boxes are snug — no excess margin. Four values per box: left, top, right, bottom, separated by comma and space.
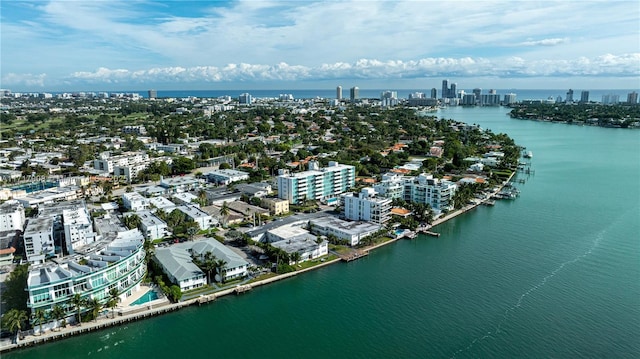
148, 89, 157, 99
503, 93, 517, 105
473, 88, 482, 102
566, 89, 574, 103
430, 88, 437, 99
580, 91, 589, 103
239, 93, 252, 105
442, 80, 449, 99
450, 83, 457, 98
627, 91, 638, 104
350, 87, 359, 103
336, 86, 342, 100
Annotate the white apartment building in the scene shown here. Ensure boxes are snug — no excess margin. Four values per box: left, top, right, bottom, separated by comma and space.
113, 162, 148, 182
176, 205, 216, 230
23, 217, 55, 264
310, 216, 381, 247
160, 175, 202, 193
16, 186, 80, 208
148, 196, 176, 211
341, 187, 392, 224
271, 236, 328, 264
403, 173, 457, 212
0, 200, 26, 231
63, 207, 97, 252
154, 239, 248, 290
153, 246, 206, 291
277, 161, 356, 205
134, 211, 170, 240
26, 229, 147, 329
122, 192, 150, 211
93, 151, 149, 174
373, 173, 406, 199
204, 169, 250, 185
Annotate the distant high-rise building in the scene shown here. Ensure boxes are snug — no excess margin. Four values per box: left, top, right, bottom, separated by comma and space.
580, 91, 589, 103
566, 89, 574, 103
380, 91, 398, 107
627, 91, 638, 104
442, 80, 449, 99
602, 94, 620, 105
473, 88, 482, 102
503, 93, 517, 105
462, 94, 476, 106
430, 88, 437, 99
148, 89, 157, 99
489, 89, 497, 95
336, 86, 342, 100
350, 87, 359, 103
239, 93, 252, 105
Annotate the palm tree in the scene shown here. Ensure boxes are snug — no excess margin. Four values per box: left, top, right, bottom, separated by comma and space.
51, 305, 66, 331
155, 208, 167, 221
290, 251, 302, 265
71, 293, 86, 325
215, 259, 228, 283
220, 201, 230, 227
203, 252, 217, 285
124, 213, 142, 230
32, 308, 46, 335
2, 309, 28, 343
107, 288, 120, 318
88, 298, 102, 322
197, 189, 208, 206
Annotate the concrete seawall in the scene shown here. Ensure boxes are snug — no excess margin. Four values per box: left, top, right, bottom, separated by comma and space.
0, 257, 342, 354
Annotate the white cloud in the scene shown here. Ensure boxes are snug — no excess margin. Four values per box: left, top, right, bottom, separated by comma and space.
2, 1, 638, 90
59, 54, 640, 86
1, 73, 47, 87
519, 38, 569, 47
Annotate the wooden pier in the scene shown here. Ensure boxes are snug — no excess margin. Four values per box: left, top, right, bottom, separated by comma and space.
422, 231, 441, 237
339, 250, 369, 262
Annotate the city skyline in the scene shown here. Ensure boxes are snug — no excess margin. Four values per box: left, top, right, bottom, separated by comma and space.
1, 0, 639, 91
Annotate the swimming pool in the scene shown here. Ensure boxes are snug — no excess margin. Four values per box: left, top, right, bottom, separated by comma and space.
129, 290, 159, 306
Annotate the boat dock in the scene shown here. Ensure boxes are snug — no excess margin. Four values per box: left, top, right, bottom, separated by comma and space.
339, 249, 369, 262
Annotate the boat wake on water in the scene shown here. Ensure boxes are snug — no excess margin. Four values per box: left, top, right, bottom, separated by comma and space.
448, 208, 634, 359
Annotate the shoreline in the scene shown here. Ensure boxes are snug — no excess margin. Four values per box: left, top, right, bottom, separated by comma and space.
0, 172, 516, 354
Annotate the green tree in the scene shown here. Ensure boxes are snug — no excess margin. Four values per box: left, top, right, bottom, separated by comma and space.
51, 305, 66, 331
290, 251, 302, 265
216, 259, 228, 283
32, 308, 47, 335
169, 285, 182, 302
219, 201, 230, 227
71, 293, 86, 325
184, 221, 199, 240
107, 288, 120, 318
3, 264, 29, 312
87, 298, 102, 322
1, 309, 28, 343
123, 213, 142, 230
171, 156, 196, 175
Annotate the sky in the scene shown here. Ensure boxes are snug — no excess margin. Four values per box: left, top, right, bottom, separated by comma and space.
1, 0, 639, 92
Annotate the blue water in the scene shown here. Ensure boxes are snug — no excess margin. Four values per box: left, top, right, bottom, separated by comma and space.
128, 290, 158, 306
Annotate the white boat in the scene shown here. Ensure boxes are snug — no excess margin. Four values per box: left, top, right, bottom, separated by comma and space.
524, 151, 533, 158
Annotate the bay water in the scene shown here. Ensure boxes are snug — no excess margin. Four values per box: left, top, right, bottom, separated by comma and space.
7, 106, 639, 358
